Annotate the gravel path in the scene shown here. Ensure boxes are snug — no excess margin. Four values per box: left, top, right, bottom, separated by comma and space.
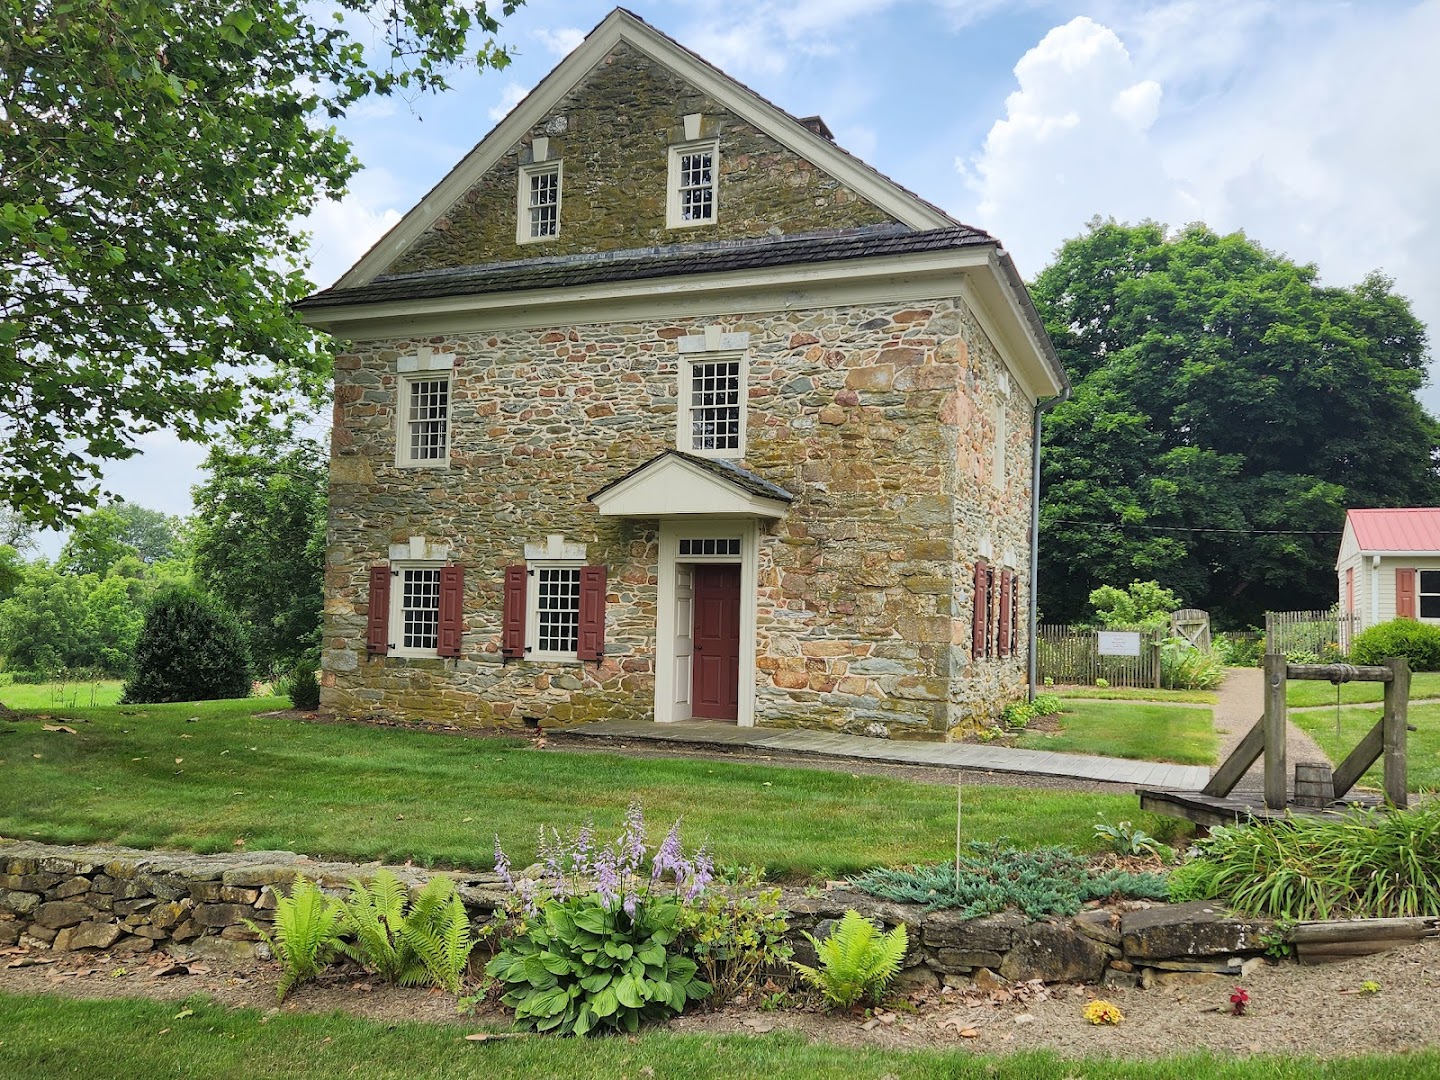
1213, 667, 1334, 792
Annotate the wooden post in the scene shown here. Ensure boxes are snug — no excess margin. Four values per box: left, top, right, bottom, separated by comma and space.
1264, 653, 1288, 810
1153, 630, 1163, 690
1383, 656, 1410, 809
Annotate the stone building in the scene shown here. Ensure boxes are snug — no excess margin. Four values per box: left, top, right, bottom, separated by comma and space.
298, 8, 1069, 739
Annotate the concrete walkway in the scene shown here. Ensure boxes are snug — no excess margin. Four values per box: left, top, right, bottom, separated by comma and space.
562, 719, 1212, 790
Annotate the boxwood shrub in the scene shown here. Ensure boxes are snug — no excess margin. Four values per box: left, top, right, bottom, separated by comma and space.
1348, 618, 1440, 671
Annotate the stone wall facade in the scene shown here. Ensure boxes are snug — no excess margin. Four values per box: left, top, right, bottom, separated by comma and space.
0, 842, 1272, 991
386, 42, 896, 275
323, 291, 1035, 736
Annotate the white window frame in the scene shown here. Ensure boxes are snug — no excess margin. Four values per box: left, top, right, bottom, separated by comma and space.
388, 561, 444, 658
666, 140, 719, 229
678, 350, 747, 459
993, 404, 1007, 490
526, 560, 583, 662
1419, 570, 1440, 620
394, 349, 453, 469
516, 160, 562, 244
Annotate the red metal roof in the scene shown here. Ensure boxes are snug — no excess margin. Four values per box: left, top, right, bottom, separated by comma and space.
1347, 508, 1440, 551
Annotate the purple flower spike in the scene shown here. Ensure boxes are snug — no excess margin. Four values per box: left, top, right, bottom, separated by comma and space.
574, 819, 594, 877
620, 801, 647, 876
493, 836, 513, 889
594, 849, 621, 911
651, 821, 683, 881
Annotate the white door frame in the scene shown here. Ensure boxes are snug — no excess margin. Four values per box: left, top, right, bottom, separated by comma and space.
654, 518, 758, 726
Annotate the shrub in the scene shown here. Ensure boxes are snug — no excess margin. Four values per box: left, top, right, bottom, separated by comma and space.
247, 875, 343, 1002
1169, 801, 1440, 920
121, 586, 252, 703
1001, 694, 1064, 730
1160, 636, 1225, 690
1213, 632, 1263, 668
1088, 581, 1181, 630
485, 805, 715, 1036
288, 663, 321, 710
1349, 618, 1440, 671
792, 910, 907, 1008
849, 842, 1169, 919
676, 867, 793, 1003
339, 870, 474, 993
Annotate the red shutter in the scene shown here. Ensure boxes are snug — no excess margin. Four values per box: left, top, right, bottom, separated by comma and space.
577, 565, 607, 662
1396, 568, 1417, 619
367, 564, 390, 656
502, 565, 527, 659
1010, 571, 1021, 656
998, 570, 1012, 658
438, 564, 465, 658
972, 561, 988, 659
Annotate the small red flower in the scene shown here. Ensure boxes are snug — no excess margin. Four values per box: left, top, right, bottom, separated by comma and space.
1230, 986, 1249, 1016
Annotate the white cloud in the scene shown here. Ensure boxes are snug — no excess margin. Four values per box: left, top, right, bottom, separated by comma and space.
300, 184, 405, 291
487, 80, 530, 123
534, 26, 585, 56
955, 2, 1440, 412
958, 16, 1179, 267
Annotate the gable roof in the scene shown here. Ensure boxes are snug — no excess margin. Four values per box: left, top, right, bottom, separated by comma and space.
331, 7, 957, 291
588, 450, 795, 519
1345, 508, 1440, 553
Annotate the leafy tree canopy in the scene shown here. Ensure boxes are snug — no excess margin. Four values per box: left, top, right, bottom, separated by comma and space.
1088, 581, 1182, 630
1035, 220, 1440, 627
190, 427, 326, 672
58, 503, 184, 576
2, 0, 519, 527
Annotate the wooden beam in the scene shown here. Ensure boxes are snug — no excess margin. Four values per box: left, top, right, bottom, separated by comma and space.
1332, 719, 1384, 799
1384, 656, 1410, 808
1202, 716, 1265, 797
1290, 917, 1438, 945
1264, 652, 1288, 810
1285, 663, 1393, 682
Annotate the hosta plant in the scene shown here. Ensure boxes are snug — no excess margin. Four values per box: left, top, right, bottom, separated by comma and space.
792, 909, 907, 1008
486, 892, 709, 1035
246, 874, 343, 1002
486, 803, 716, 1035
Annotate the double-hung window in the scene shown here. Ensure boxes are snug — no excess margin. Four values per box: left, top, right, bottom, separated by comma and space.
395, 349, 453, 469
390, 563, 442, 656
667, 140, 718, 228
1420, 571, 1440, 618
517, 161, 562, 243
684, 356, 743, 455
529, 563, 582, 659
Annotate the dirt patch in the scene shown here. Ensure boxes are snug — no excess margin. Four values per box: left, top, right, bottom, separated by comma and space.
6, 938, 1440, 1058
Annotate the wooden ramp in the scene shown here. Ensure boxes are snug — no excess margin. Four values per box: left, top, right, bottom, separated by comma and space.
1138, 787, 1386, 829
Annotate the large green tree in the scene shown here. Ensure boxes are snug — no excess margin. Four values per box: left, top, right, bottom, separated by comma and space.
1, 0, 517, 527
1035, 220, 1440, 627
190, 429, 326, 672
57, 503, 183, 576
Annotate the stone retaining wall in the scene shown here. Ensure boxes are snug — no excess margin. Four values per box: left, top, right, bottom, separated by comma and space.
0, 842, 1270, 989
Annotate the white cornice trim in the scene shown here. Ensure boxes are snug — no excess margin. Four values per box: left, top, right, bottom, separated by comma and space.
332, 9, 952, 291
303, 247, 1067, 401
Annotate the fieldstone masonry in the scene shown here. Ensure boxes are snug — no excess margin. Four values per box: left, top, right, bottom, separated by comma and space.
324, 295, 1035, 736
0, 842, 1271, 991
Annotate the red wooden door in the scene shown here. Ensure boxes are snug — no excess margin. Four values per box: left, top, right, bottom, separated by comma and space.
691, 564, 741, 720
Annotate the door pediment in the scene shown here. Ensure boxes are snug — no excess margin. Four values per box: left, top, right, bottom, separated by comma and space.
588, 451, 792, 518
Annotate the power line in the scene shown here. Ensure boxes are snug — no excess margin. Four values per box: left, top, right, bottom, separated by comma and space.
1048, 517, 1343, 536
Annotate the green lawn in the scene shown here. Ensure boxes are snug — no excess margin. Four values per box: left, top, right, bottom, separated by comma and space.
7, 993, 1437, 1080
1051, 685, 1220, 705
0, 678, 124, 710
1013, 700, 1218, 766
1286, 671, 1440, 708
0, 698, 1179, 879
1290, 701, 1440, 792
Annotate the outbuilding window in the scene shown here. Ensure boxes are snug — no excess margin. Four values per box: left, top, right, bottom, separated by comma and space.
1420, 570, 1440, 618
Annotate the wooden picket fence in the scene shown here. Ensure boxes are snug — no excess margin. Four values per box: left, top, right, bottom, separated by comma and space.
1036, 624, 1163, 689
1264, 609, 1357, 660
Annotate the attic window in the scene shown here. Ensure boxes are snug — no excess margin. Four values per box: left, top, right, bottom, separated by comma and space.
667, 140, 718, 229
517, 161, 562, 243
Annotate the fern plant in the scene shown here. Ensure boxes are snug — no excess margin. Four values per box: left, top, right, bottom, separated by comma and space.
399, 875, 474, 993
339, 871, 474, 992
792, 910, 907, 1008
246, 874, 343, 1002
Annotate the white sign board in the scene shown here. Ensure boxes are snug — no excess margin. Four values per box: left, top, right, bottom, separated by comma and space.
1097, 631, 1142, 657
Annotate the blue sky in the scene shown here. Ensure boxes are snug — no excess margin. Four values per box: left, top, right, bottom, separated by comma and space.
34, 0, 1440, 554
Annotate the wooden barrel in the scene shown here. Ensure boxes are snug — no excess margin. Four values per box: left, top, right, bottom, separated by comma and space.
1294, 761, 1335, 807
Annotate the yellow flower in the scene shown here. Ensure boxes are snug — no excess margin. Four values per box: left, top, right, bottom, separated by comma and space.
1084, 999, 1125, 1025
